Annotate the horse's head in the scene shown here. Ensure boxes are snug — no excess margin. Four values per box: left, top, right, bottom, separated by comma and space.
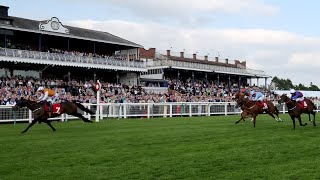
278, 94, 290, 105
12, 98, 29, 111
234, 91, 245, 100
235, 98, 244, 108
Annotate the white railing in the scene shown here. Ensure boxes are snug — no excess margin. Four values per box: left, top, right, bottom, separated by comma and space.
1, 102, 319, 123
0, 48, 145, 68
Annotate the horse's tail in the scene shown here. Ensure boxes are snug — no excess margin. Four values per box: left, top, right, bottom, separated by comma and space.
73, 101, 95, 115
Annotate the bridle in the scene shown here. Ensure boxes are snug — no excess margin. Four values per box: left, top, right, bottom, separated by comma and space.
281, 95, 297, 111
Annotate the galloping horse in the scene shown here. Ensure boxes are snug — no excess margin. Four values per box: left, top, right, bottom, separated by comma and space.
234, 97, 281, 127
234, 91, 282, 124
12, 98, 94, 133
278, 94, 317, 129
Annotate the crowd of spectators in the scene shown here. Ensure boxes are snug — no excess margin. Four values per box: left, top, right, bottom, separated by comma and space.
1, 75, 308, 106
47, 48, 132, 61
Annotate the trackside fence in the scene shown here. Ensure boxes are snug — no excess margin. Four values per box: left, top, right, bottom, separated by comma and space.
1, 102, 320, 123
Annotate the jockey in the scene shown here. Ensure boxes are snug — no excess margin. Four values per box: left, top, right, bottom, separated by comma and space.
252, 91, 268, 109
37, 86, 59, 117
241, 88, 254, 99
290, 89, 306, 107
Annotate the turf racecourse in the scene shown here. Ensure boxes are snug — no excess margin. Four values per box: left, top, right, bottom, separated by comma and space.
1, 114, 320, 180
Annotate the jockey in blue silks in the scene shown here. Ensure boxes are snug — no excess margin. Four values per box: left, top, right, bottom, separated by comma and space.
252, 91, 268, 109
252, 91, 264, 101
290, 89, 307, 107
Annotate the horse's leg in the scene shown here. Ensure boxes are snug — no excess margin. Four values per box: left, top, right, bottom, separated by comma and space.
297, 116, 307, 126
21, 118, 39, 133
290, 115, 296, 130
73, 112, 93, 123
312, 111, 316, 126
235, 111, 247, 124
273, 107, 282, 122
253, 114, 257, 128
275, 114, 283, 122
266, 112, 278, 122
44, 119, 56, 131
308, 113, 311, 122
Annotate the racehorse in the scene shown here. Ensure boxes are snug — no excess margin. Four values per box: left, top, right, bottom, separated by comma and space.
234, 97, 281, 127
278, 94, 317, 129
12, 98, 94, 133
234, 91, 282, 123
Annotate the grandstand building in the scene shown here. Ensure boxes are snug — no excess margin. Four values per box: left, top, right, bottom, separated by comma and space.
0, 5, 144, 85
139, 48, 270, 91
0, 5, 270, 90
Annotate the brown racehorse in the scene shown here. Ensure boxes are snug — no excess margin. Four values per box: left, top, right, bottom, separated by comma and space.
12, 98, 94, 133
234, 97, 281, 127
278, 94, 317, 129
234, 91, 282, 123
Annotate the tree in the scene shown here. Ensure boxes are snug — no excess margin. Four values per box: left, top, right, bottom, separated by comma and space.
270, 76, 319, 91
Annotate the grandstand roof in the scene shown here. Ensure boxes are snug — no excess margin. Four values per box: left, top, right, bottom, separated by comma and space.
0, 16, 142, 48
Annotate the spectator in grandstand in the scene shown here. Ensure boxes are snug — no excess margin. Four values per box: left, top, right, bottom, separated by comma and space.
5, 98, 16, 106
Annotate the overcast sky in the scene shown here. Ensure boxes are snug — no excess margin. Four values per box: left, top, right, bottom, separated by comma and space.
2, 0, 320, 86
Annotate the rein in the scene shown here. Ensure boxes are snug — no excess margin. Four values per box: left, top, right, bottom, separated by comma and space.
32, 107, 42, 112
283, 97, 297, 111
288, 105, 297, 111
246, 104, 256, 109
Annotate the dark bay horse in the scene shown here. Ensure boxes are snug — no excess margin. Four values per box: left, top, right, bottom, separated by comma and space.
278, 94, 317, 129
234, 91, 282, 124
234, 97, 282, 127
12, 98, 94, 133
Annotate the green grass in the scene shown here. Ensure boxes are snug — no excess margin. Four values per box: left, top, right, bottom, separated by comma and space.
1, 114, 320, 180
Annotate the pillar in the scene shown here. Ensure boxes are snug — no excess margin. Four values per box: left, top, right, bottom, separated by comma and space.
38, 34, 42, 51
192, 72, 195, 86
116, 72, 119, 84
68, 71, 71, 83
265, 77, 267, 89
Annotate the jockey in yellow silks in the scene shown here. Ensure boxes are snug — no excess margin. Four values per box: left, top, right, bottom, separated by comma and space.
37, 86, 59, 116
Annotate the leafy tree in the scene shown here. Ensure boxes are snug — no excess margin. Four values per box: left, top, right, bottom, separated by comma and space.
271, 76, 319, 91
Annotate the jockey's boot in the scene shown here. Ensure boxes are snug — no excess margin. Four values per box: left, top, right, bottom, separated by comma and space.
48, 101, 52, 117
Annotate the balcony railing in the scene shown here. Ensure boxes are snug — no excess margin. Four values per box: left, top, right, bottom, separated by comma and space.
151, 54, 267, 77
0, 48, 145, 69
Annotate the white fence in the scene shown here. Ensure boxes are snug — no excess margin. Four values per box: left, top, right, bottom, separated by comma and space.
1, 102, 319, 123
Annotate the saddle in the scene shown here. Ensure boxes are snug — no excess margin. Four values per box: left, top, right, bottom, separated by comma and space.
297, 100, 308, 109
44, 102, 62, 114
255, 100, 268, 109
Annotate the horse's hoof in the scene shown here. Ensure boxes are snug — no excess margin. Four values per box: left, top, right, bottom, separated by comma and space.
21, 131, 26, 134
235, 122, 239, 124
